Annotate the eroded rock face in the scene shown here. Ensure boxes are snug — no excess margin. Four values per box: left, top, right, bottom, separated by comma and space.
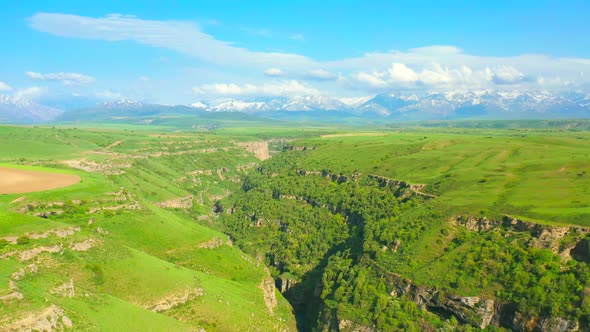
383, 269, 497, 329
337, 320, 377, 332
155, 195, 194, 209
570, 238, 590, 263
259, 268, 278, 315
455, 215, 590, 261
70, 239, 95, 251
2, 304, 73, 331
455, 216, 500, 232
278, 276, 298, 293
368, 174, 436, 199
18, 245, 62, 261
197, 237, 231, 249
237, 141, 270, 161
511, 314, 580, 332
148, 288, 204, 313
11, 263, 38, 281
0, 291, 24, 302
537, 317, 579, 332
284, 145, 315, 152
50, 279, 75, 298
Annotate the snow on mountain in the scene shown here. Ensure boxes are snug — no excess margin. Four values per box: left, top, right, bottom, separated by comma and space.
208, 98, 272, 113
354, 90, 590, 119
100, 99, 143, 108
3, 89, 589, 124
356, 94, 416, 116
338, 96, 373, 108
281, 96, 349, 111
190, 101, 208, 109
184, 91, 590, 119
0, 95, 64, 123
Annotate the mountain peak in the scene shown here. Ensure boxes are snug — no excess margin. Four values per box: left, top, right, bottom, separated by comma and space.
0, 94, 63, 123
99, 99, 143, 108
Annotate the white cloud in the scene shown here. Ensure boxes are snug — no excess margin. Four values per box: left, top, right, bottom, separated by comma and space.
28, 13, 590, 95
388, 63, 418, 82
192, 80, 320, 97
29, 13, 316, 70
26, 71, 96, 85
14, 86, 48, 100
409, 45, 462, 55
304, 69, 337, 81
0, 81, 12, 91
492, 65, 526, 84
264, 68, 283, 77
351, 63, 532, 91
353, 72, 387, 88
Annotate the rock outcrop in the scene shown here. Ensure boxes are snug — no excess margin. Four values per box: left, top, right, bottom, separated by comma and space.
259, 268, 278, 315
2, 304, 73, 331
368, 174, 437, 199
70, 239, 95, 252
455, 215, 590, 260
197, 237, 232, 249
155, 195, 194, 209
283, 145, 315, 151
50, 279, 75, 298
17, 245, 62, 261
383, 269, 496, 329
148, 288, 204, 312
237, 141, 270, 160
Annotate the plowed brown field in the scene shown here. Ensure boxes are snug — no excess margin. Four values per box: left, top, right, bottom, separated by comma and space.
0, 167, 80, 194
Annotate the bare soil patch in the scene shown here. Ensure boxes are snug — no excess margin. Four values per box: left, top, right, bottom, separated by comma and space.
0, 167, 80, 194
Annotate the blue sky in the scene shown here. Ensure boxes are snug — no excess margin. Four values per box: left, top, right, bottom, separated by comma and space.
1, 0, 589, 104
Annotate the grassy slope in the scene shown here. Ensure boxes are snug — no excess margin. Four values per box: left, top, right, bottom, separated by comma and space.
293, 129, 590, 226
0, 125, 297, 331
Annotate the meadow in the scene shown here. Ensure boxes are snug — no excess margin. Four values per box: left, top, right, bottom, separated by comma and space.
0, 124, 298, 331
292, 128, 590, 226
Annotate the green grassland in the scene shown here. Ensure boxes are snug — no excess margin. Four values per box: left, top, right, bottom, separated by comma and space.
291, 129, 590, 226
0, 125, 297, 331
2, 121, 590, 331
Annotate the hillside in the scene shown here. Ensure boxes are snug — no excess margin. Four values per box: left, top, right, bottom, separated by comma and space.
0, 125, 297, 331
218, 129, 590, 331
1, 124, 590, 331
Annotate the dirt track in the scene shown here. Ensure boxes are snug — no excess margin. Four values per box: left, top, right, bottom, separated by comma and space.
0, 167, 80, 194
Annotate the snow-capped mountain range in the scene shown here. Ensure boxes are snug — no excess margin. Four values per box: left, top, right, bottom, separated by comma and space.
0, 95, 64, 123
190, 90, 590, 119
1, 90, 590, 124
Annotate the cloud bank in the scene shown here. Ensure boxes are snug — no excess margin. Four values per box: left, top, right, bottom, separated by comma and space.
26, 71, 96, 85
28, 13, 590, 98
0, 81, 12, 91
192, 80, 320, 97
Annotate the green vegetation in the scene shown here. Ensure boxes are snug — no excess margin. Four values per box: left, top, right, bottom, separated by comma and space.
291, 130, 590, 226
0, 125, 296, 331
2, 122, 590, 331
219, 128, 590, 331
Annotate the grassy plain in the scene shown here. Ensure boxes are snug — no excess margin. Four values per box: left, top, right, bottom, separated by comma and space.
292, 128, 590, 226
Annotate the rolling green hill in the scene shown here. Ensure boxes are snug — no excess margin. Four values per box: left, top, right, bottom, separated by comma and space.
0, 125, 297, 331
2, 123, 590, 331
